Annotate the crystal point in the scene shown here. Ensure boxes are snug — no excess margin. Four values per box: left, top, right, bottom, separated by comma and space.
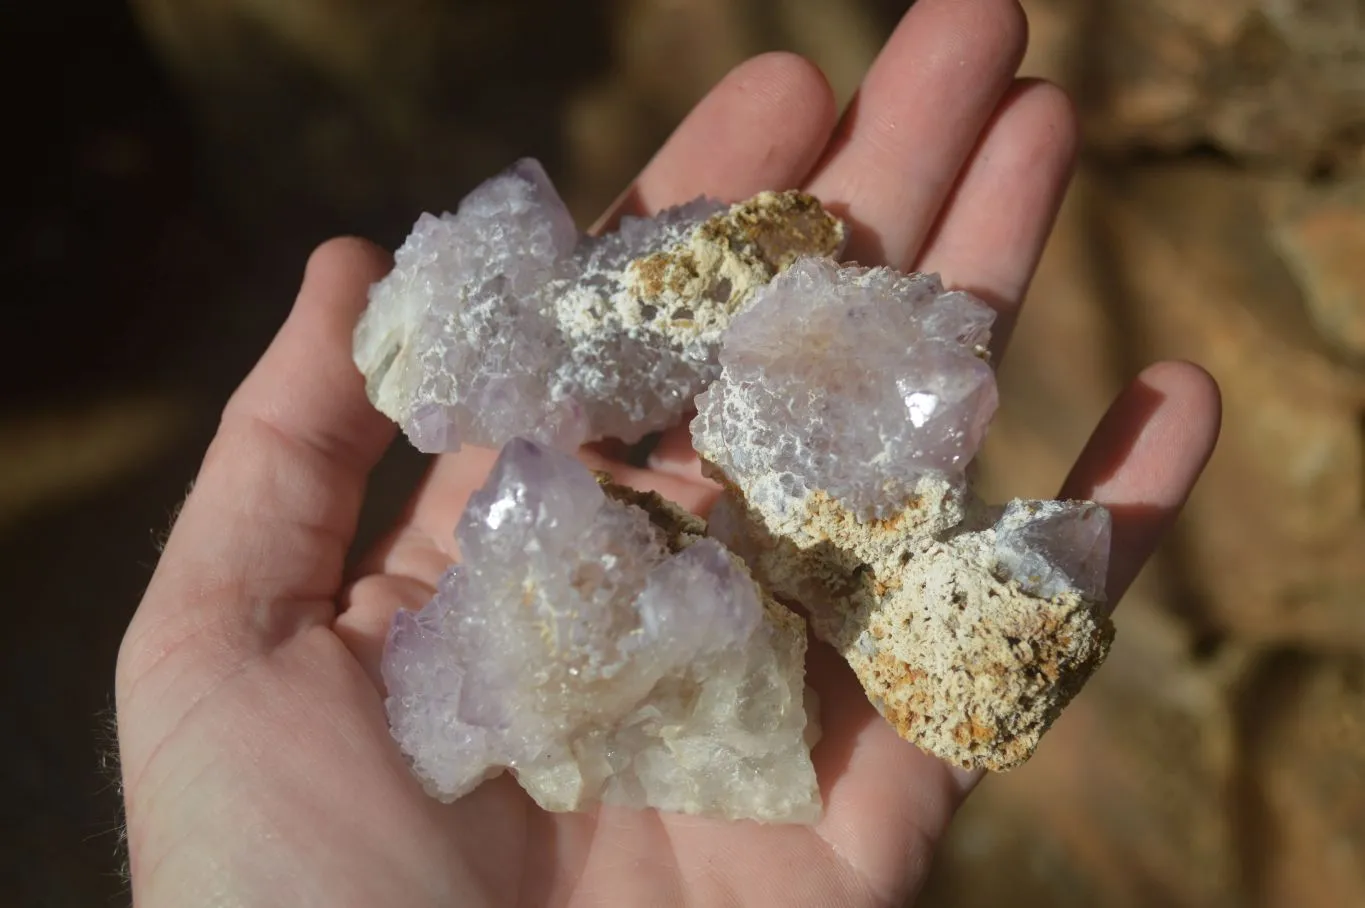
694, 257, 998, 519
993, 499, 1113, 603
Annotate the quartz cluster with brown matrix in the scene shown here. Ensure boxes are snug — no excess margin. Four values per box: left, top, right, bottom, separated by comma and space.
355, 159, 1114, 823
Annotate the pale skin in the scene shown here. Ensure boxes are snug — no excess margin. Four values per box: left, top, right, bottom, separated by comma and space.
115, 2, 1223, 905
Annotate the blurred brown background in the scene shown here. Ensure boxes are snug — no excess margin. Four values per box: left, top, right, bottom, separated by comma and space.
3, 1, 1363, 905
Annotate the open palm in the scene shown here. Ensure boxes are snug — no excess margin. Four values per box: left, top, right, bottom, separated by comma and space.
116, 2, 1221, 905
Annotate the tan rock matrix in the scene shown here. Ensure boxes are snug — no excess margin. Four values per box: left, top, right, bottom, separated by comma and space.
705, 478, 1113, 771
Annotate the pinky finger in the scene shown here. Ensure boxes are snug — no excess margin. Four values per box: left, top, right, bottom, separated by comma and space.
1058, 360, 1222, 606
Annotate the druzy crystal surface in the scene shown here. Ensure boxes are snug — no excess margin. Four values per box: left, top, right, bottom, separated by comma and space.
354, 159, 844, 453
694, 257, 998, 520
694, 257, 1116, 771
381, 438, 820, 823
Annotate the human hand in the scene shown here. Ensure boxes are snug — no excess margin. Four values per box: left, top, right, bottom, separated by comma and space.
116, 2, 1222, 905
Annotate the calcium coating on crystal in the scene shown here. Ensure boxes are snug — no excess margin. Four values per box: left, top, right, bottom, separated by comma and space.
353, 158, 845, 454
695, 259, 1115, 771
381, 438, 821, 823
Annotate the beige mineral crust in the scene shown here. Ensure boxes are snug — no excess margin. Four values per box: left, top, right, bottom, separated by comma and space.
706, 468, 1115, 772
564, 189, 847, 347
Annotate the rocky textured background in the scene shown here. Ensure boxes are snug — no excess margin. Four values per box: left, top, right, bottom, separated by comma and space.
4, 1, 1362, 905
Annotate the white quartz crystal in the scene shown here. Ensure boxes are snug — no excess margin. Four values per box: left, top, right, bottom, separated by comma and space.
381, 438, 820, 822
354, 159, 844, 453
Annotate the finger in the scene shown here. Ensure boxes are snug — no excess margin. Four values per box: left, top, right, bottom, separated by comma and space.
646, 415, 716, 483
914, 79, 1078, 362
607, 52, 837, 480
805, 0, 1029, 267
125, 238, 395, 669
941, 362, 1220, 799
808, 639, 963, 905
1059, 360, 1222, 606
592, 50, 839, 231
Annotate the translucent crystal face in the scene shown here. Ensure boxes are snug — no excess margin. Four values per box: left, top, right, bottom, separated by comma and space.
693, 257, 999, 518
992, 499, 1113, 603
381, 438, 820, 822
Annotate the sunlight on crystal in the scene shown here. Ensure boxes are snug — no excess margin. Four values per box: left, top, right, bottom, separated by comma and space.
904, 391, 939, 428
484, 492, 519, 529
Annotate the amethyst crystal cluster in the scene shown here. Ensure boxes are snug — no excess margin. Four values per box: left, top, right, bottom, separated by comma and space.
383, 439, 818, 822
356, 159, 1114, 822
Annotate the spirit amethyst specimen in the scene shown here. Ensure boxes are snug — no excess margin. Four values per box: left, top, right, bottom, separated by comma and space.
353, 158, 844, 453
381, 438, 820, 823
694, 258, 1116, 770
